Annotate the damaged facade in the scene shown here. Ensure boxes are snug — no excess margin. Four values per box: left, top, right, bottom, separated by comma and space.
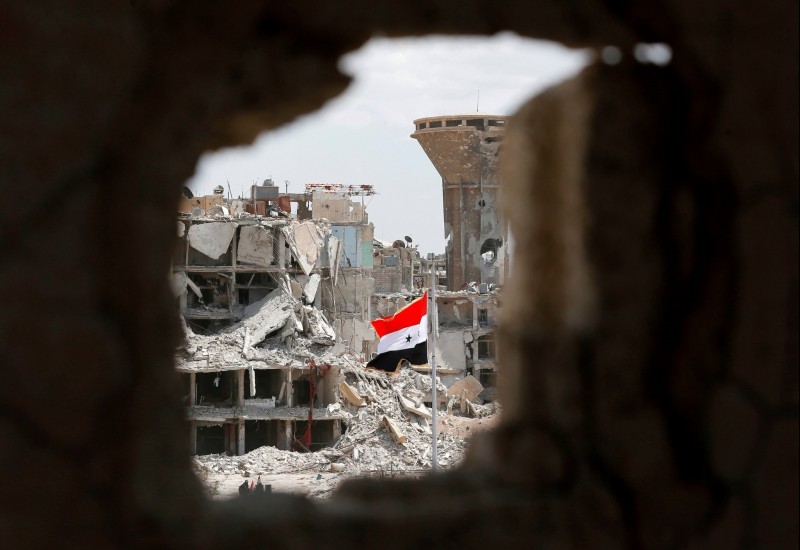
174, 184, 375, 455
406, 114, 508, 402
411, 115, 509, 291
174, 179, 502, 456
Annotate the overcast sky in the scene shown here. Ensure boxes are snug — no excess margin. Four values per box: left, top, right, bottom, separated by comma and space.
187, 33, 588, 255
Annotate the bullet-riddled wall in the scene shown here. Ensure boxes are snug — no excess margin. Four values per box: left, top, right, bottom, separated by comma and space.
412, 115, 507, 290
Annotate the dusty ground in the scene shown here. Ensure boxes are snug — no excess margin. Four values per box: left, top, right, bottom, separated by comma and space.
437, 411, 500, 439
198, 413, 500, 500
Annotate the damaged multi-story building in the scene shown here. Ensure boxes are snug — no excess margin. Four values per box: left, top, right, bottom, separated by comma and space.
384, 114, 508, 402
173, 183, 376, 455
173, 138, 506, 455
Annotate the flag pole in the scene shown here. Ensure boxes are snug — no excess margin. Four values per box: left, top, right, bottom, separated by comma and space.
429, 267, 438, 471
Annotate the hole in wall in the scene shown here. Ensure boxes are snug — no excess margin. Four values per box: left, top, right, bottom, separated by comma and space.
177, 33, 589, 495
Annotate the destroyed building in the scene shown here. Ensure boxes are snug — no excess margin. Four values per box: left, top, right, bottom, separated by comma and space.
174, 179, 501, 456
304, 184, 376, 360
402, 114, 508, 401
411, 115, 509, 291
173, 184, 377, 455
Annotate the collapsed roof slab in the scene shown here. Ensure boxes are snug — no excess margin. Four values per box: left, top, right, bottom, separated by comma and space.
282, 221, 323, 276
240, 287, 295, 344
303, 273, 321, 304
187, 221, 237, 259
237, 225, 273, 267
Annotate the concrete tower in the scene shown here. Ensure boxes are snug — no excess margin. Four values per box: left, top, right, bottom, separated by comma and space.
411, 115, 508, 291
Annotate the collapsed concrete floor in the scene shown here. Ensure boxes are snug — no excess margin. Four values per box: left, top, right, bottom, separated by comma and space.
193, 377, 501, 500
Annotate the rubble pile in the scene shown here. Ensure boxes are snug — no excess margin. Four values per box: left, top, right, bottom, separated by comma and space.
192, 364, 498, 484
178, 278, 340, 373
328, 364, 466, 472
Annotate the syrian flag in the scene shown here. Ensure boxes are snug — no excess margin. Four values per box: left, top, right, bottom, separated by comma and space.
366, 291, 428, 373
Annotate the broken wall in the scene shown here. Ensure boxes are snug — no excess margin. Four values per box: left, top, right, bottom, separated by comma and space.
372, 247, 416, 292
436, 297, 473, 326
334, 317, 376, 359
311, 192, 367, 224
330, 223, 374, 268
2, 1, 796, 549
435, 330, 468, 375
324, 270, 374, 317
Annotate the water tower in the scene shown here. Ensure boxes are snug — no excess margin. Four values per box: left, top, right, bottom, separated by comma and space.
411, 115, 508, 291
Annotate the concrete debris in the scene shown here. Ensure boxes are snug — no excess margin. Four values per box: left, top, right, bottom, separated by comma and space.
339, 380, 365, 407
178, 286, 342, 372
188, 221, 237, 259
447, 375, 483, 402
241, 288, 295, 345
382, 415, 407, 445
282, 221, 323, 276
237, 225, 273, 267
302, 273, 321, 305
398, 394, 432, 420
323, 234, 341, 284
193, 364, 500, 498
304, 307, 336, 345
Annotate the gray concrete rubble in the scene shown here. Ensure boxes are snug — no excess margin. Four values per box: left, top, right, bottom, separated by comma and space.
174, 186, 500, 463
192, 363, 501, 499
282, 221, 323, 276
237, 225, 273, 267
187, 221, 237, 259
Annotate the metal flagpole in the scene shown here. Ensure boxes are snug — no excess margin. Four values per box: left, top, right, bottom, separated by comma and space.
429, 267, 438, 471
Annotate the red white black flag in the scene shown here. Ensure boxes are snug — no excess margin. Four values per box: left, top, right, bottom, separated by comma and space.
366, 291, 428, 373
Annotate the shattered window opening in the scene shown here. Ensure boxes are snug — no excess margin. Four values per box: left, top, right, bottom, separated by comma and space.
477, 336, 495, 359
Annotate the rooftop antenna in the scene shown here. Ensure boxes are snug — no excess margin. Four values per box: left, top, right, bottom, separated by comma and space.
476, 90, 480, 113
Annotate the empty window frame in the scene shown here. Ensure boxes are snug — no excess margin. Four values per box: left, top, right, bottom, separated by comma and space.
477, 336, 496, 359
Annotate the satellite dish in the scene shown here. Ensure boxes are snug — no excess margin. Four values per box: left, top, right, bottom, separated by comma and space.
404, 236, 413, 243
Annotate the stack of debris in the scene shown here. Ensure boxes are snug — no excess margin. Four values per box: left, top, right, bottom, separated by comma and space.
192, 364, 500, 496
178, 274, 338, 372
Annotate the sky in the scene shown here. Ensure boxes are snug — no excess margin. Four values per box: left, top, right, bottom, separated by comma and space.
187, 33, 589, 255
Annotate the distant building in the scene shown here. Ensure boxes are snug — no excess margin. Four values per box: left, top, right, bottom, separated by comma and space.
411, 115, 509, 291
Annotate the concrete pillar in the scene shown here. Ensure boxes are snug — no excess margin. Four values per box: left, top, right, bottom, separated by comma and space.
285, 369, 293, 407
236, 420, 245, 456
236, 369, 244, 407
188, 372, 196, 406
276, 420, 292, 451
277, 230, 286, 268
224, 423, 235, 454
189, 420, 197, 456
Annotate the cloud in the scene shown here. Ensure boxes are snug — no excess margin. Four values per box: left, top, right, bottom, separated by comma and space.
187, 34, 588, 254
